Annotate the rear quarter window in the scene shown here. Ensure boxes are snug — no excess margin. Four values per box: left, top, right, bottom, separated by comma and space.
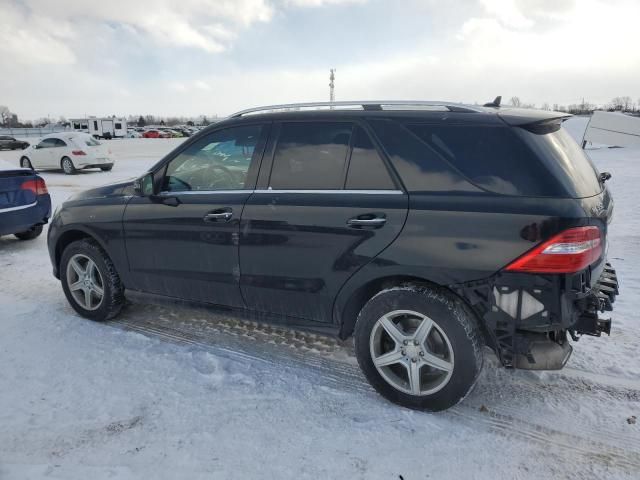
405, 123, 595, 197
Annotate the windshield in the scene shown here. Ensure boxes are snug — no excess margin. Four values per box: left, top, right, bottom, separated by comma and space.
514, 126, 602, 198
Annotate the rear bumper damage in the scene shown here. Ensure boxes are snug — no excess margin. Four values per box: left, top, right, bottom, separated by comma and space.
455, 262, 619, 370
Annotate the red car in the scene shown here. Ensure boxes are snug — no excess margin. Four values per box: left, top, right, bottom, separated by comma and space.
142, 130, 160, 138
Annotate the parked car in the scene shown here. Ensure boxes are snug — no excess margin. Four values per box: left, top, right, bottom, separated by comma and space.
143, 130, 171, 139
0, 136, 29, 150
47, 100, 618, 411
0, 159, 51, 240
126, 130, 142, 138
20, 132, 114, 174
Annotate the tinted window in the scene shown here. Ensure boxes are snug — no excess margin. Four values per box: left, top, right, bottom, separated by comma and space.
54, 139, 67, 147
164, 124, 263, 192
514, 127, 602, 198
346, 127, 395, 190
270, 122, 352, 189
115, 123, 122, 129
406, 124, 568, 196
369, 119, 479, 193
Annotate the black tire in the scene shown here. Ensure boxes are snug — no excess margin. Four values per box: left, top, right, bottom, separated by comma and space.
100, 166, 113, 172
61, 156, 76, 175
60, 239, 125, 321
20, 157, 33, 169
354, 285, 484, 411
14, 224, 43, 240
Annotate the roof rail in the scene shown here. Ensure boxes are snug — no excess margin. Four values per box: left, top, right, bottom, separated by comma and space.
229, 100, 482, 117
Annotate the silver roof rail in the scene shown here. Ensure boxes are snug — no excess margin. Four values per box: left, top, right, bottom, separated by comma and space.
229, 100, 483, 117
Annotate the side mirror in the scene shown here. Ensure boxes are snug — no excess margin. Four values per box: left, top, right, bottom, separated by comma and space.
134, 173, 154, 196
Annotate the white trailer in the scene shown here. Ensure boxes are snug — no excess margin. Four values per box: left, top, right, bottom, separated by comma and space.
70, 117, 127, 139
582, 111, 640, 148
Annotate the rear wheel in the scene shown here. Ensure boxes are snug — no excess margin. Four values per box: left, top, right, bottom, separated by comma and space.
61, 156, 76, 175
60, 239, 125, 321
20, 157, 33, 169
100, 166, 113, 172
354, 285, 484, 411
14, 225, 43, 240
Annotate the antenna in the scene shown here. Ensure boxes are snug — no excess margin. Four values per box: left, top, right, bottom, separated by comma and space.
329, 69, 336, 104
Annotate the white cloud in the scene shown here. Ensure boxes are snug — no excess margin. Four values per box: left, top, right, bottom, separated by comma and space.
283, 0, 366, 6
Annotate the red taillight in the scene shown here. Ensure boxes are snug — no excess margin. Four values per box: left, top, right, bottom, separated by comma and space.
72, 150, 86, 155
505, 226, 602, 274
21, 178, 48, 195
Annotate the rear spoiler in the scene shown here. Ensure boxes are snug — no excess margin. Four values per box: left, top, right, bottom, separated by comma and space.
497, 108, 572, 127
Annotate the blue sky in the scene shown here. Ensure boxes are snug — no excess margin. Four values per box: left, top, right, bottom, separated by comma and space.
1, 0, 639, 120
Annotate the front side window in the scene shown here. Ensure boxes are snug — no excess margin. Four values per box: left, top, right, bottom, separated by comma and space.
163, 124, 263, 192
269, 122, 352, 190
37, 138, 57, 149
115, 123, 122, 129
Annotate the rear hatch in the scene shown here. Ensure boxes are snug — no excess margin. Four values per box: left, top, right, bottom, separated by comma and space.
71, 135, 110, 161
0, 160, 39, 210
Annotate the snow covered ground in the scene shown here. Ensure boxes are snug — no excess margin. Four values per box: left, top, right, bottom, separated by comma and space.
0, 120, 638, 479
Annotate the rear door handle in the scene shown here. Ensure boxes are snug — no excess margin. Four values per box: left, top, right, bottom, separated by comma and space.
347, 215, 387, 228
204, 208, 233, 222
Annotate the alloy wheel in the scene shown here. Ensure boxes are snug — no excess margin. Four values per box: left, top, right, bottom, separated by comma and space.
369, 310, 454, 396
66, 254, 105, 311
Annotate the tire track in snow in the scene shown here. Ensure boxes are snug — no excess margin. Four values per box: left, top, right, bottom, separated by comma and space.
110, 310, 640, 473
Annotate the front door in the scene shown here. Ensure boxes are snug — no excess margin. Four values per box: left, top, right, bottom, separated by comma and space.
240, 121, 408, 324
123, 123, 269, 307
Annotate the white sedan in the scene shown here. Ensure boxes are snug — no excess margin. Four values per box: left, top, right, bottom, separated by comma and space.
19, 132, 114, 174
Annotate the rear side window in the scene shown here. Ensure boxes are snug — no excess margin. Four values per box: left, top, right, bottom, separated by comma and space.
514, 127, 602, 198
406, 124, 569, 196
346, 127, 396, 190
54, 139, 67, 147
269, 122, 352, 189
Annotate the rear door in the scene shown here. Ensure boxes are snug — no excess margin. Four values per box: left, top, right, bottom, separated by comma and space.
123, 123, 269, 307
240, 121, 408, 324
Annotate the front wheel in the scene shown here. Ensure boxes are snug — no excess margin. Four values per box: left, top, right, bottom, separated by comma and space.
354, 285, 484, 411
60, 239, 125, 321
100, 165, 113, 172
14, 225, 43, 240
61, 156, 76, 175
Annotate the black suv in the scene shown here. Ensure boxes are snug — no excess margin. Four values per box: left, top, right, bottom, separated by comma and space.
47, 100, 618, 411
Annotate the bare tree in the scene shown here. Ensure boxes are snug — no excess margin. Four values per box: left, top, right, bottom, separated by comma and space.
510, 96, 522, 107
620, 96, 633, 112
0, 105, 12, 126
541, 103, 551, 110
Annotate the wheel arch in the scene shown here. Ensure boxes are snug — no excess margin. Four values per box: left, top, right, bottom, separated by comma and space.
336, 274, 489, 346
54, 228, 108, 277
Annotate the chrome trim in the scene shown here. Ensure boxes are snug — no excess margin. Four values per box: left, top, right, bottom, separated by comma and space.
158, 189, 404, 195
229, 100, 482, 117
158, 190, 254, 195
0, 201, 37, 213
254, 189, 404, 195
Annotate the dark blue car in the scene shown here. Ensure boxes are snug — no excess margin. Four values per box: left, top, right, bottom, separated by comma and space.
0, 159, 51, 240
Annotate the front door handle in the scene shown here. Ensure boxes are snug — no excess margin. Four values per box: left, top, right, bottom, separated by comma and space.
204, 209, 233, 222
347, 214, 387, 228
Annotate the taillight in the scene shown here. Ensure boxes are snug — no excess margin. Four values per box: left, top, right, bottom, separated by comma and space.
21, 178, 48, 195
72, 150, 86, 155
505, 226, 602, 274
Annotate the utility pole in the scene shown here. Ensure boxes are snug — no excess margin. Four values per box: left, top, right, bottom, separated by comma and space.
329, 69, 335, 104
